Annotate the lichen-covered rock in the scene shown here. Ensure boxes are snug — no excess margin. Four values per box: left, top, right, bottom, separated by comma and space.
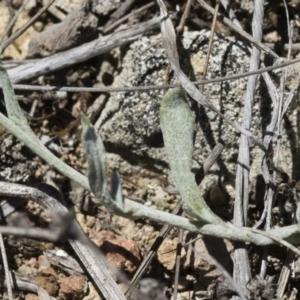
96, 30, 298, 199
0, 136, 40, 183
49, 0, 86, 14
91, 0, 122, 15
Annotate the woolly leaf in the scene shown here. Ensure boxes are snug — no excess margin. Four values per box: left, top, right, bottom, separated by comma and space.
160, 88, 223, 224
111, 170, 124, 209
81, 113, 107, 198
160, 88, 194, 176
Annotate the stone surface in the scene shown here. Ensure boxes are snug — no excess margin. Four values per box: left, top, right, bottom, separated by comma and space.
0, 136, 40, 183
35, 267, 59, 296
157, 237, 186, 271
25, 294, 40, 300
17, 264, 37, 277
184, 235, 233, 286
91, 0, 122, 15
58, 275, 87, 300
51, 0, 85, 13
83, 282, 103, 300
28, 3, 98, 57
38, 255, 51, 272
99, 232, 141, 273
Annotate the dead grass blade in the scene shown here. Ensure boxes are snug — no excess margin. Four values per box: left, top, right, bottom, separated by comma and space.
233, 0, 265, 285
1, 56, 300, 93
277, 250, 295, 298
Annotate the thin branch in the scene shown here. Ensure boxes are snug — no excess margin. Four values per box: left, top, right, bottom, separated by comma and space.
125, 203, 183, 298
3, 55, 299, 93
176, 0, 193, 33
7, 16, 160, 83
0, 222, 69, 241
264, 42, 300, 51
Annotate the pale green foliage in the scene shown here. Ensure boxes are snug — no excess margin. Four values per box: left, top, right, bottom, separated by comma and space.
111, 170, 124, 209
160, 88, 194, 174
81, 113, 107, 198
1, 59, 299, 245
160, 88, 224, 224
80, 113, 124, 212
0, 64, 88, 187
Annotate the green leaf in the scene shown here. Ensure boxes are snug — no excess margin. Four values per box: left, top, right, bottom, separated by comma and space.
160, 88, 194, 176
111, 170, 124, 209
0, 64, 30, 130
80, 113, 107, 198
160, 88, 223, 224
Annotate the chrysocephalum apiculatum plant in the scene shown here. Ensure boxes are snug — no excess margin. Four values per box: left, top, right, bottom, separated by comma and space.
1, 41, 300, 250
81, 87, 223, 225
160, 88, 224, 225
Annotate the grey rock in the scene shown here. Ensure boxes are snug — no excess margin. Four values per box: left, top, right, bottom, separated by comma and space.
91, 0, 122, 15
